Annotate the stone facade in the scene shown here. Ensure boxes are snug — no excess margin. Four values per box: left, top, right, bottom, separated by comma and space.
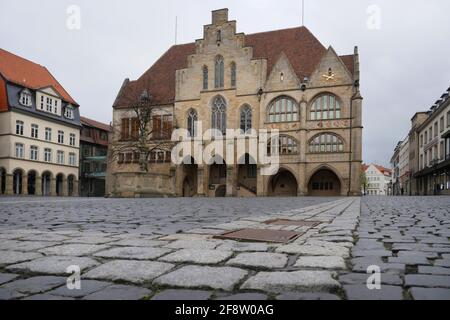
107, 9, 363, 198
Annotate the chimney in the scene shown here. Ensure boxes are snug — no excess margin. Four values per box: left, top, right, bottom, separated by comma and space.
212, 8, 229, 25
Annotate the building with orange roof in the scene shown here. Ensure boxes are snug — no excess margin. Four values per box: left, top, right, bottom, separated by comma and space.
362, 163, 392, 196
0, 48, 81, 196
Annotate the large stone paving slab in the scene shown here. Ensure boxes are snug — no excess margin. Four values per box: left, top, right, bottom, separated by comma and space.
84, 260, 174, 284
159, 249, 233, 265
241, 271, 340, 293
0, 251, 43, 266
39, 244, 110, 257
0, 276, 66, 299
154, 266, 248, 291
6, 256, 99, 275
93, 247, 172, 260
226, 252, 288, 269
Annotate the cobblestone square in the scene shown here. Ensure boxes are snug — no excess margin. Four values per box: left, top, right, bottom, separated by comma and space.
0, 196, 449, 300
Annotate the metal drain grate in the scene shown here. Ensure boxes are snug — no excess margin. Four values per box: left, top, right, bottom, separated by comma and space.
264, 219, 322, 227
214, 228, 300, 243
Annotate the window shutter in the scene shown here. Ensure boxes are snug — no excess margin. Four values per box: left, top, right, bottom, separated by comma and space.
152, 115, 161, 139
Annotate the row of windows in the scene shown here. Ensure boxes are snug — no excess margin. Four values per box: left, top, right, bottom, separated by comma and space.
121, 116, 173, 141
420, 139, 450, 169
185, 94, 344, 136
15, 121, 76, 146
14, 143, 77, 166
202, 56, 236, 90
117, 150, 172, 164
19, 91, 75, 119
420, 110, 450, 147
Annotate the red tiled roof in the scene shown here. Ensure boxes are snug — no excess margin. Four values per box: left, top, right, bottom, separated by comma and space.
364, 164, 392, 176
80, 116, 111, 132
114, 26, 354, 108
0, 48, 78, 105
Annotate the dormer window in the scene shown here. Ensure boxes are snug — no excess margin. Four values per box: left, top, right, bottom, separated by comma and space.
19, 89, 32, 107
64, 105, 75, 119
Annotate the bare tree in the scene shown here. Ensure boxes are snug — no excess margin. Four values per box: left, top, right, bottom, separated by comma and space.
109, 81, 174, 172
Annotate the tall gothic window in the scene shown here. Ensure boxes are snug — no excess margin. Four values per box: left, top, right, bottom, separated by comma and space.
240, 105, 252, 133
309, 133, 344, 153
267, 96, 299, 123
211, 96, 227, 135
215, 55, 224, 88
230, 62, 236, 87
310, 94, 342, 120
202, 66, 208, 90
187, 109, 198, 137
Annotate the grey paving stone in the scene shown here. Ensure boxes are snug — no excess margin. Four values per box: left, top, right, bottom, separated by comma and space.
48, 280, 111, 298
159, 249, 232, 264
216, 241, 269, 252
339, 273, 403, 286
351, 249, 392, 257
84, 260, 174, 284
83, 285, 152, 300
388, 256, 431, 266
152, 289, 212, 300
6, 256, 99, 275
154, 266, 248, 291
226, 252, 288, 269
0, 288, 24, 300
0, 273, 19, 285
276, 244, 349, 258
65, 236, 117, 245
418, 266, 450, 276
405, 275, 450, 288
93, 247, 171, 260
434, 259, 450, 267
294, 256, 346, 270
1, 276, 66, 298
344, 285, 403, 300
410, 287, 450, 300
39, 244, 110, 257
113, 239, 169, 247
241, 271, 340, 293
276, 292, 340, 300
23, 294, 74, 300
0, 251, 43, 265
164, 240, 220, 250
218, 293, 268, 300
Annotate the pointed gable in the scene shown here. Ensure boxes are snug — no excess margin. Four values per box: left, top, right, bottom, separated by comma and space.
114, 26, 355, 109
308, 46, 353, 87
0, 48, 78, 105
265, 52, 300, 90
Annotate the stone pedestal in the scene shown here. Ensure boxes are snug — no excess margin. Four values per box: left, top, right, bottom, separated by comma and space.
62, 178, 68, 197
226, 165, 236, 197
196, 167, 206, 197
73, 180, 79, 197
22, 174, 28, 195
50, 178, 56, 197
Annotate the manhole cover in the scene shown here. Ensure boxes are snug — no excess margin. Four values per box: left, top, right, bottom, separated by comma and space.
264, 219, 321, 227
214, 228, 300, 243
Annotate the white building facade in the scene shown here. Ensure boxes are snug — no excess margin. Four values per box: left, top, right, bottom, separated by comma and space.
364, 164, 392, 196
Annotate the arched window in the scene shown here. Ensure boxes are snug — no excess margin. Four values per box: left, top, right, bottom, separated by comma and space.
211, 96, 227, 135
202, 66, 208, 90
19, 89, 32, 107
240, 105, 252, 133
310, 94, 341, 120
267, 96, 299, 123
215, 55, 224, 88
309, 133, 344, 153
230, 62, 236, 87
268, 135, 298, 155
187, 109, 198, 137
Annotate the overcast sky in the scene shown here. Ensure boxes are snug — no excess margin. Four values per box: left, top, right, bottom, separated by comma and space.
1, 0, 450, 167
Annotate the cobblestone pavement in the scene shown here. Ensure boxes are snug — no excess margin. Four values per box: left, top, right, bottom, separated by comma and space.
0, 196, 449, 300
344, 197, 450, 300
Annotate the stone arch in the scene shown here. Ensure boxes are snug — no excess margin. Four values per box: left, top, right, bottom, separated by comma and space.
266, 95, 299, 123
237, 153, 257, 195
308, 132, 346, 153
308, 92, 343, 121
12, 168, 25, 195
27, 170, 38, 195
41, 171, 53, 196
210, 95, 227, 135
209, 155, 226, 195
0, 166, 6, 195
307, 165, 343, 196
267, 167, 298, 197
67, 174, 76, 197
182, 156, 198, 197
55, 173, 65, 196
238, 104, 253, 133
